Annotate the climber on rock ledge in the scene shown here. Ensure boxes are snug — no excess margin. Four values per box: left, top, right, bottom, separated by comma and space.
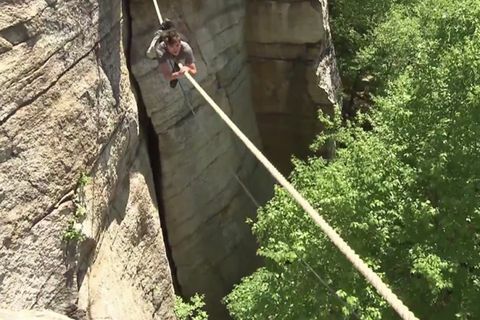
146, 19, 197, 88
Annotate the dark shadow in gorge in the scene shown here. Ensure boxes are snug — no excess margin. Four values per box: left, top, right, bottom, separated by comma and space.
123, 0, 181, 294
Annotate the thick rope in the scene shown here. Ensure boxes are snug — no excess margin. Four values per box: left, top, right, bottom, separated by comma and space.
184, 69, 418, 319
150, 2, 419, 320
178, 82, 363, 320
152, 0, 163, 24
177, 79, 362, 320
182, 69, 419, 320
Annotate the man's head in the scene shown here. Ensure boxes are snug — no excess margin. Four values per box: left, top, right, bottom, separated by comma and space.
165, 30, 182, 56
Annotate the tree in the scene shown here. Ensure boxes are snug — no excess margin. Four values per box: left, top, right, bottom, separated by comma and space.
328, 0, 414, 95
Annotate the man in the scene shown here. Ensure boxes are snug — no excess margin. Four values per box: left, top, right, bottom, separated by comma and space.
146, 21, 197, 88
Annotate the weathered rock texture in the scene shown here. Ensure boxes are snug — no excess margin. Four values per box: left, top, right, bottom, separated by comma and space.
247, 0, 340, 173
0, 0, 175, 319
0, 309, 74, 320
130, 0, 273, 318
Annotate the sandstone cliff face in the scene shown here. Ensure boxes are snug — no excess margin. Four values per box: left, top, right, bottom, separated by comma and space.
0, 0, 175, 318
0, 309, 74, 320
130, 0, 273, 318
247, 0, 340, 173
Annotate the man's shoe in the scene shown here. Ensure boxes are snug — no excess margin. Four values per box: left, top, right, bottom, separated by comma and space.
170, 79, 178, 88
161, 19, 175, 31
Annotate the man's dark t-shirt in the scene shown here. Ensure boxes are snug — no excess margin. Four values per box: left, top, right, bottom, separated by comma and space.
155, 41, 195, 65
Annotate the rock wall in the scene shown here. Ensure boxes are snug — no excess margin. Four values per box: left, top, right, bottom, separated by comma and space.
0, 0, 175, 319
0, 309, 73, 320
247, 0, 340, 173
129, 0, 273, 318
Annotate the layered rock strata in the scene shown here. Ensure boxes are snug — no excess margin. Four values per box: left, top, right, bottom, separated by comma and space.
0, 0, 175, 318
129, 0, 273, 318
247, 0, 340, 173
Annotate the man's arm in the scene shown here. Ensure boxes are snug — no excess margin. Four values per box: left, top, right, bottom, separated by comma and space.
184, 63, 197, 75
160, 62, 175, 81
160, 62, 191, 80
175, 63, 197, 76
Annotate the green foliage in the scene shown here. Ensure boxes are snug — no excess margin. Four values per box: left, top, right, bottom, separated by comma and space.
226, 0, 480, 319
75, 204, 87, 218
62, 219, 85, 241
78, 172, 92, 187
329, 0, 414, 83
227, 133, 426, 319
63, 172, 91, 242
174, 294, 208, 320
